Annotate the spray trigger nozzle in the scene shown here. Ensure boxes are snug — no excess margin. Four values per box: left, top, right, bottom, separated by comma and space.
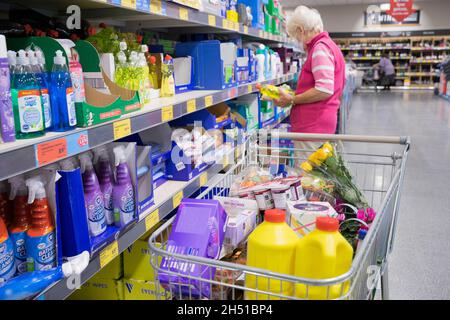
26, 177, 46, 204
93, 145, 110, 164
8, 175, 27, 200
113, 144, 134, 167
78, 152, 94, 174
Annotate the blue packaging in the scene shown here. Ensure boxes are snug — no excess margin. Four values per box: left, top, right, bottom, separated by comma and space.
0, 231, 16, 283
9, 231, 27, 274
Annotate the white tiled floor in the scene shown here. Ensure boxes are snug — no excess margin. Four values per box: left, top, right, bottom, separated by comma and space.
346, 90, 450, 300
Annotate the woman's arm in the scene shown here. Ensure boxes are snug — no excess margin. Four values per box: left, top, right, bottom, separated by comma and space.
275, 87, 332, 107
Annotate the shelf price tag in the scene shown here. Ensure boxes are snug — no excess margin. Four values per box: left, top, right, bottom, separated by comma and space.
244, 26, 248, 34
199, 172, 208, 186
173, 191, 183, 208
113, 118, 132, 140
187, 99, 196, 113
208, 15, 216, 27
150, 0, 163, 14
145, 209, 160, 231
223, 154, 230, 168
247, 84, 253, 93
161, 105, 174, 122
259, 30, 263, 38
204, 95, 213, 107
234, 22, 240, 32
99, 241, 119, 268
35, 138, 68, 166
121, 0, 137, 9
179, 7, 189, 20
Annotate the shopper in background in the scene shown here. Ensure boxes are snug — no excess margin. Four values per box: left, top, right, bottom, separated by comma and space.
375, 52, 395, 91
273, 5, 346, 158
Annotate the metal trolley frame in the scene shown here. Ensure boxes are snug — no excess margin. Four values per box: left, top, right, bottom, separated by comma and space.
149, 132, 410, 300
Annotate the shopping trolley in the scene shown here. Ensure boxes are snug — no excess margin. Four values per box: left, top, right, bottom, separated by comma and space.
148, 131, 410, 300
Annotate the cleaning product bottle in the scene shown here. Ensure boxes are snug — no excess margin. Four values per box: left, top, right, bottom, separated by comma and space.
68, 47, 85, 103
0, 181, 11, 227
256, 83, 294, 100
256, 48, 265, 82
245, 209, 298, 300
7, 50, 18, 76
112, 144, 135, 228
294, 217, 353, 300
49, 50, 77, 132
148, 55, 159, 89
27, 50, 52, 130
35, 50, 49, 84
79, 152, 107, 237
160, 55, 175, 97
8, 175, 30, 243
0, 37, 15, 143
0, 217, 16, 283
11, 50, 45, 139
25, 176, 56, 271
93, 146, 114, 226
270, 50, 277, 79
138, 51, 151, 104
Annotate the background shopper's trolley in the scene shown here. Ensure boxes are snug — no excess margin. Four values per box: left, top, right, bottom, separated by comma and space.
149, 132, 410, 300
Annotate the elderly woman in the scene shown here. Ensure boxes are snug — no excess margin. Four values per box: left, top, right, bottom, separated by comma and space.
275, 6, 345, 152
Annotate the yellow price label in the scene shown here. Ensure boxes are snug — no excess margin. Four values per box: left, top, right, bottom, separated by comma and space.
121, 0, 136, 9
244, 26, 248, 34
145, 209, 160, 231
113, 118, 131, 140
208, 15, 216, 27
204, 95, 213, 107
199, 172, 208, 186
259, 30, 264, 38
173, 191, 183, 208
247, 84, 253, 93
187, 99, 196, 113
150, 0, 162, 14
179, 8, 189, 20
99, 241, 119, 268
234, 22, 239, 31
223, 154, 230, 168
222, 19, 229, 29
161, 105, 173, 122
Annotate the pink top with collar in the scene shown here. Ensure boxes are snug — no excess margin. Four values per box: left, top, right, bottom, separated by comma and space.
290, 32, 346, 133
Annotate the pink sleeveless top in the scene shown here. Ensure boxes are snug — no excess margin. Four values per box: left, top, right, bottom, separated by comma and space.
290, 32, 346, 133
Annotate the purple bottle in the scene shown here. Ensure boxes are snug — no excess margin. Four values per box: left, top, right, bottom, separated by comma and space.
0, 36, 15, 143
93, 146, 114, 226
112, 144, 135, 228
79, 152, 106, 237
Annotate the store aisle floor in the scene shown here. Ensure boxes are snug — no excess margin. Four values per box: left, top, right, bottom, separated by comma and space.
346, 90, 450, 300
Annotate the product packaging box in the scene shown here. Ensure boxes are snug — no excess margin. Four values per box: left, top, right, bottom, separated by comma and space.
170, 103, 232, 130
96, 254, 123, 280
158, 199, 227, 299
287, 201, 338, 237
173, 56, 194, 94
124, 239, 161, 282
69, 278, 124, 300
123, 278, 171, 300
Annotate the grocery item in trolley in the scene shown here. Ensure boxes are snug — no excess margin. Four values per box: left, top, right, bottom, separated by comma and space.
158, 199, 227, 299
287, 201, 338, 237
245, 209, 299, 300
294, 217, 353, 300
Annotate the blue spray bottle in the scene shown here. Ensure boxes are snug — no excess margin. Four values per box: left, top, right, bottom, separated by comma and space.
0, 217, 16, 284
112, 144, 135, 228
49, 50, 77, 132
79, 152, 107, 237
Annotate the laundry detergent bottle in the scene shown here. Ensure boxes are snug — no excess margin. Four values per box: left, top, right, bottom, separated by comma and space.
294, 217, 353, 300
8, 175, 30, 274
11, 50, 45, 139
0, 217, 16, 283
25, 176, 56, 271
112, 144, 135, 228
93, 146, 114, 226
27, 50, 52, 130
49, 50, 77, 132
245, 209, 298, 300
79, 152, 107, 237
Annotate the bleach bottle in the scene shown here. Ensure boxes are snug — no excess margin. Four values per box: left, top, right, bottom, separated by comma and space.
8, 175, 30, 275
25, 176, 56, 271
93, 145, 114, 226
27, 50, 52, 130
0, 217, 16, 283
49, 50, 77, 132
0, 181, 11, 227
79, 152, 107, 237
112, 144, 135, 228
11, 50, 45, 139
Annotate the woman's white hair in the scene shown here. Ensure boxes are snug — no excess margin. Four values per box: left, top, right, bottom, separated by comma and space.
287, 5, 324, 38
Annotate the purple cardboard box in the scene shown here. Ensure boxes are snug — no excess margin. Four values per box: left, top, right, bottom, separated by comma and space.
158, 198, 227, 299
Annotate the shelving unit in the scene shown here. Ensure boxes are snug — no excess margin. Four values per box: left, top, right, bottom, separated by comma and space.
335, 35, 450, 89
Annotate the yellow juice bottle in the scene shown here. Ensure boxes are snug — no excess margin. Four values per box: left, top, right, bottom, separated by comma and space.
294, 217, 353, 300
245, 209, 299, 300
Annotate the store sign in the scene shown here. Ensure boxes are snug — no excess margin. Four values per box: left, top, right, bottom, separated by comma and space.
386, 0, 415, 22
364, 5, 420, 26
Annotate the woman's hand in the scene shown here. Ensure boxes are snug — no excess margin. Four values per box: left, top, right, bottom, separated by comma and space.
274, 88, 294, 108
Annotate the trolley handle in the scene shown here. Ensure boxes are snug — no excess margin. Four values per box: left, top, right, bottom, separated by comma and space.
265, 132, 410, 146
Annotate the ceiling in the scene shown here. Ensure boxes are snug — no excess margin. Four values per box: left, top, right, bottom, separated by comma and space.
280, 0, 437, 9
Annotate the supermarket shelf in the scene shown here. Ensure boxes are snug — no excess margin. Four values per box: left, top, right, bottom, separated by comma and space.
341, 47, 410, 50
410, 60, 442, 64
411, 47, 450, 51
0, 74, 294, 182
15, 0, 288, 43
351, 57, 411, 60
36, 146, 238, 300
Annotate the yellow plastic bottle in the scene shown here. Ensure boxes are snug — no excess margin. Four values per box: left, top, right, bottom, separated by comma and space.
245, 209, 299, 300
294, 217, 353, 300
255, 84, 294, 100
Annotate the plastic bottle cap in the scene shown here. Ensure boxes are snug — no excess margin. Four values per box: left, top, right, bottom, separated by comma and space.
164, 54, 172, 61
316, 216, 339, 232
17, 50, 29, 66
0, 35, 7, 59
358, 229, 368, 240
27, 50, 38, 65
264, 209, 286, 223
54, 50, 66, 65
7, 50, 16, 64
